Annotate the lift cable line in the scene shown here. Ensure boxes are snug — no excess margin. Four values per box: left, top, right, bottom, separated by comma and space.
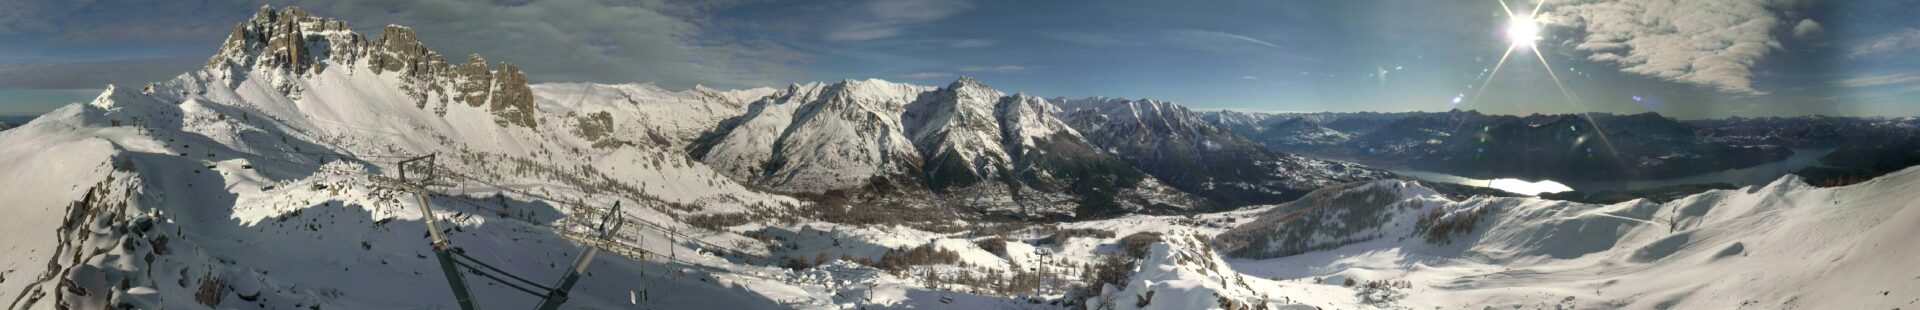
427, 166, 786, 263
138, 119, 885, 305
375, 154, 627, 310
137, 105, 779, 269
174, 128, 871, 280
430, 166, 886, 279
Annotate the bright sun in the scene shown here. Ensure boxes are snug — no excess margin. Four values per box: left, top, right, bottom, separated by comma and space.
1506, 14, 1542, 48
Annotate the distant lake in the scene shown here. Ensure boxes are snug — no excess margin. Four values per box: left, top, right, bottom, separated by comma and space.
1396, 148, 1837, 194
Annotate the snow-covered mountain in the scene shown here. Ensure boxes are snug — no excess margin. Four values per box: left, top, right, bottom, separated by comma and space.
1055, 97, 1389, 206
0, 6, 803, 309
690, 78, 1204, 218
690, 78, 932, 194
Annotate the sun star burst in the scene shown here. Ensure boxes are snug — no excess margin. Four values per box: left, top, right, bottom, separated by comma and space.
1467, 0, 1623, 156
1506, 14, 1542, 48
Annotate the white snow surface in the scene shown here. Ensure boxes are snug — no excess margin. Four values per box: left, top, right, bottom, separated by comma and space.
1083, 172, 1920, 309
1, 5, 1916, 310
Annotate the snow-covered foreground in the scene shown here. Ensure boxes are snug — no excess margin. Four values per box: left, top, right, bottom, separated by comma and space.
666, 170, 1920, 309
3, 5, 1917, 310
1055, 171, 1920, 309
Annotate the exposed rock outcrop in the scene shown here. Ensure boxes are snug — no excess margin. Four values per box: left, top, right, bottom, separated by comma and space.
203, 5, 537, 128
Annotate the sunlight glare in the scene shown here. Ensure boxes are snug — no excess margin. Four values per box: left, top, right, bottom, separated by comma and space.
1507, 14, 1541, 48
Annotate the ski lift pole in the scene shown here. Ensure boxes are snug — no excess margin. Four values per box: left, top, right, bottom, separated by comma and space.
383, 154, 479, 310
426, 198, 479, 310
536, 200, 624, 310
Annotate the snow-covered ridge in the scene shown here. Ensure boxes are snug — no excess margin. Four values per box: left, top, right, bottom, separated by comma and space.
680, 79, 1385, 217
690, 77, 1201, 217
1055, 96, 1391, 206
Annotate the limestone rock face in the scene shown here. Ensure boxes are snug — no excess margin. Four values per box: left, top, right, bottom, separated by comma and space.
203, 5, 537, 128
453, 54, 493, 107
489, 63, 536, 127
370, 25, 429, 75
207, 6, 366, 77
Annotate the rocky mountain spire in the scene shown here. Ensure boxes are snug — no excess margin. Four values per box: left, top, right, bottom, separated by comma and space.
202, 5, 537, 128
207, 6, 363, 75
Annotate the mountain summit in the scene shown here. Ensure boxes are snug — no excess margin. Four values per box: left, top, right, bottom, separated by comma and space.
205, 5, 536, 127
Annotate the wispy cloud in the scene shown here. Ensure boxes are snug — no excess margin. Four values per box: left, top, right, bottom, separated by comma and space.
958, 65, 1025, 73
1050, 29, 1283, 52
1834, 73, 1920, 88
824, 0, 972, 41
899, 71, 953, 79
1550, 0, 1787, 95
1044, 32, 1126, 46
1163, 29, 1279, 49
1047, 29, 1317, 62
1851, 28, 1920, 58
1241, 76, 1259, 80
950, 38, 995, 48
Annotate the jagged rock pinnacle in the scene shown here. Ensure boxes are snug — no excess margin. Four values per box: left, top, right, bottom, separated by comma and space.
201, 5, 538, 128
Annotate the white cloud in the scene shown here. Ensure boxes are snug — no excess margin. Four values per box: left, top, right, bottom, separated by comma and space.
1792, 19, 1822, 40
899, 71, 953, 79
824, 0, 971, 41
950, 38, 995, 48
1052, 29, 1316, 62
1851, 28, 1920, 58
1548, 0, 1787, 95
1046, 32, 1127, 46
1162, 29, 1280, 51
1834, 73, 1920, 88
1240, 76, 1259, 80
958, 65, 1025, 72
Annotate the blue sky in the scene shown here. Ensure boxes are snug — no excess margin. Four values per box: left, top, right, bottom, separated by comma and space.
1, 0, 1917, 118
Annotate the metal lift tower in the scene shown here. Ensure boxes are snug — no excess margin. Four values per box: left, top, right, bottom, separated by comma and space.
378, 154, 625, 310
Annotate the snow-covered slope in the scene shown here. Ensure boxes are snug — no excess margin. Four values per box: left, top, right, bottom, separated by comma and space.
1197, 170, 1920, 309
1085, 234, 1276, 310
904, 77, 1015, 195
0, 6, 805, 309
533, 83, 774, 149
1036, 167, 1920, 309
